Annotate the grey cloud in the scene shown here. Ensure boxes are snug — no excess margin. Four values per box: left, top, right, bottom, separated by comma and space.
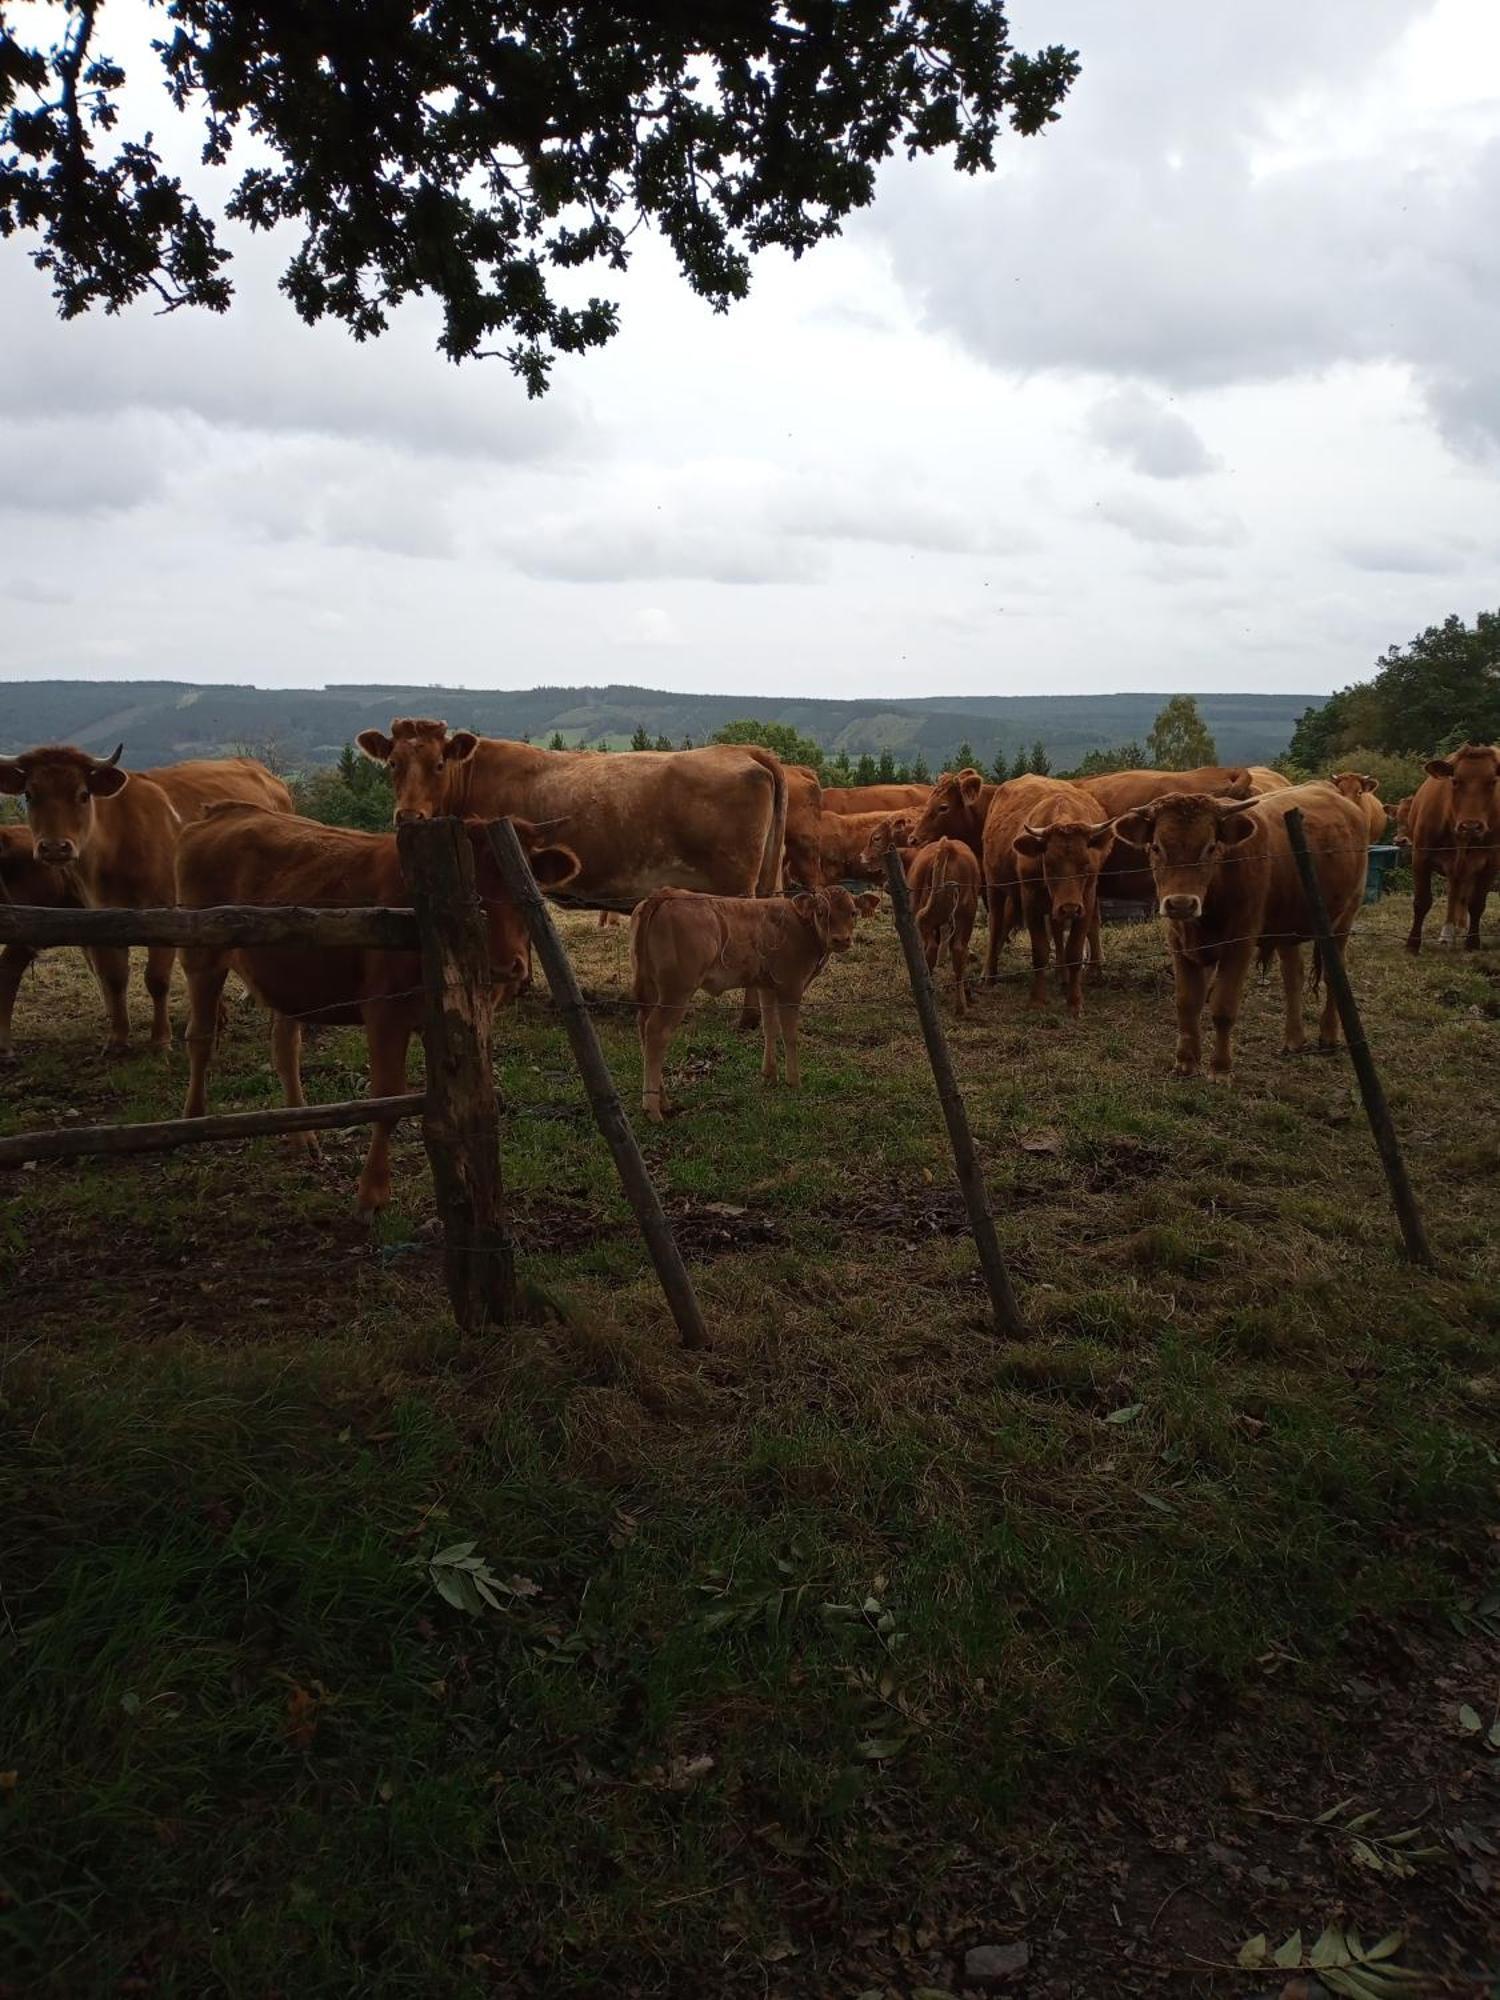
505, 516, 822, 586
0, 414, 167, 514
1085, 387, 1218, 478
1337, 538, 1462, 575
190, 438, 459, 559
774, 476, 997, 553
1092, 492, 1246, 548
3, 576, 76, 605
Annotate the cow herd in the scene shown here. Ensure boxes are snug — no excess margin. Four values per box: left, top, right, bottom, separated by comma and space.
0, 725, 1496, 1209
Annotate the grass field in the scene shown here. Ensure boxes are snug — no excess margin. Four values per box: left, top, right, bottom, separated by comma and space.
2, 893, 1498, 1997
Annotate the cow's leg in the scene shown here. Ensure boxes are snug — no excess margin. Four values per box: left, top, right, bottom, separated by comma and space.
1407, 851, 1433, 953
1026, 904, 1050, 1009
181, 954, 229, 1117
0, 942, 37, 1064
88, 944, 132, 1056
357, 1010, 411, 1213
1207, 943, 1254, 1079
1439, 866, 1465, 948
1278, 943, 1307, 1054
143, 943, 174, 1052
641, 1001, 687, 1121
1063, 915, 1087, 1016
1172, 952, 1208, 1076
1086, 907, 1103, 981
951, 926, 970, 1015
736, 989, 762, 1033
271, 1013, 321, 1162
1316, 937, 1345, 1050
760, 993, 782, 1084
983, 886, 1005, 983
1464, 868, 1491, 951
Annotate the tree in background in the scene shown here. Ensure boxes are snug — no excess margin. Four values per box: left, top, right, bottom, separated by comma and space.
653, 734, 673, 752
680, 736, 694, 751
1028, 739, 1051, 776
1, 6, 1076, 396
630, 724, 652, 751
854, 753, 878, 785
911, 751, 931, 785
828, 750, 854, 788
952, 741, 979, 772
991, 748, 1010, 783
1009, 745, 1030, 776
876, 749, 897, 782
1071, 741, 1149, 778
1147, 696, 1216, 770
711, 719, 825, 774
1290, 611, 1500, 765
293, 745, 394, 830
547, 731, 566, 750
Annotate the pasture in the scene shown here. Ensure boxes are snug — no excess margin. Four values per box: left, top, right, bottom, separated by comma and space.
3, 895, 1498, 1997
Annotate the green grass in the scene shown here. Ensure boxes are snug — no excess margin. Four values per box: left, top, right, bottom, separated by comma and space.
2, 897, 1498, 1994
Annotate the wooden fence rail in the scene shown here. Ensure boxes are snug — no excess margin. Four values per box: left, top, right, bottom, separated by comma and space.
0, 1094, 426, 1168
0, 905, 419, 951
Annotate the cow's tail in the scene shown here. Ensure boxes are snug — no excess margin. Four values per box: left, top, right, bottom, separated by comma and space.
629, 890, 670, 1003
919, 878, 963, 955
745, 748, 787, 896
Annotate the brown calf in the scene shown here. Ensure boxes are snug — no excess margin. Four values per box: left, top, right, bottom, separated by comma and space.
1113, 782, 1367, 1077
1404, 743, 1500, 953
630, 886, 878, 1121
0, 745, 180, 1052
980, 777, 1114, 1011
175, 805, 581, 1210
908, 768, 999, 861
820, 782, 930, 817
815, 809, 915, 886
906, 838, 982, 1014
1329, 772, 1389, 842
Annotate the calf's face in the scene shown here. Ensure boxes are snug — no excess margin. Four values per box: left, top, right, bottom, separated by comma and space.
1115, 797, 1258, 922
358, 721, 480, 825
911, 769, 982, 847
470, 818, 581, 998
1331, 772, 1377, 800
0, 746, 128, 865
794, 886, 878, 954
1012, 820, 1114, 922
857, 814, 914, 870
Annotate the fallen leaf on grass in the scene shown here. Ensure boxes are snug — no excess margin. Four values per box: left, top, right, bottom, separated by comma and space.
285, 1685, 322, 1750
1104, 1402, 1144, 1425
1017, 1128, 1063, 1155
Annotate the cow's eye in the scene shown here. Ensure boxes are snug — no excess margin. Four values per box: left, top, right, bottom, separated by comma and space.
78, 790, 90, 804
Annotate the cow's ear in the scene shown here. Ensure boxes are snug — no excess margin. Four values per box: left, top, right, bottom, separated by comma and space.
855, 891, 880, 916
1086, 823, 1116, 851
958, 769, 984, 805
1424, 757, 1454, 778
1220, 770, 1253, 798
527, 844, 582, 890
1113, 809, 1154, 848
0, 761, 26, 796
1220, 810, 1258, 846
87, 764, 129, 797
1012, 830, 1046, 858
1360, 775, 1378, 793
792, 891, 823, 928
356, 729, 394, 763
445, 730, 480, 764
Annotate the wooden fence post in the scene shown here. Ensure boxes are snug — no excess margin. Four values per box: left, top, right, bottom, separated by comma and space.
1283, 807, 1435, 1269
1288, 808, 1440, 1264
399, 819, 516, 1329
486, 820, 708, 1350
882, 849, 1026, 1336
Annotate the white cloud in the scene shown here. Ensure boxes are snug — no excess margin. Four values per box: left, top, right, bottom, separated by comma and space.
1085, 388, 1219, 478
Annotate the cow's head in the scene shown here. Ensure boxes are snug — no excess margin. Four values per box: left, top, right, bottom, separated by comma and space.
1114, 792, 1259, 922
1012, 817, 1116, 922
857, 813, 915, 870
793, 885, 878, 954
357, 718, 480, 824
911, 768, 984, 847
1330, 771, 1378, 799
1424, 743, 1500, 840
468, 817, 582, 1000
0, 744, 127, 865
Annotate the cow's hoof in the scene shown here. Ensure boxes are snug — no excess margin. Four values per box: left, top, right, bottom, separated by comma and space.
1207, 1066, 1233, 1085
100, 1043, 131, 1060
1279, 1042, 1310, 1059
1314, 1039, 1340, 1057
1405, 939, 1421, 956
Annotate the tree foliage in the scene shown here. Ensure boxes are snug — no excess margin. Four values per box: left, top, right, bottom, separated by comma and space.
291, 743, 394, 828
711, 717, 825, 772
1147, 695, 1216, 770
1, 3, 1078, 393
1069, 739, 1148, 778
1288, 611, 1500, 765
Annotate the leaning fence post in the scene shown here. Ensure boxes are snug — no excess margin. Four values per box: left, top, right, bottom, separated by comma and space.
1283, 807, 1435, 1269
399, 818, 516, 1330
882, 848, 1026, 1335
486, 819, 708, 1351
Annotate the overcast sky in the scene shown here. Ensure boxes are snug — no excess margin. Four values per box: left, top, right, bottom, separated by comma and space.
2, 0, 1498, 699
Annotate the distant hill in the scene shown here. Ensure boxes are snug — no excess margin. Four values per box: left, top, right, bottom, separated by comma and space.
0, 681, 1322, 772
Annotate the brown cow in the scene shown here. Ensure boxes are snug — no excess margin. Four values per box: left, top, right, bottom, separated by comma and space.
357, 720, 786, 902
1391, 794, 1414, 850
980, 777, 1114, 1011
781, 763, 828, 889
630, 885, 878, 1121
175, 805, 582, 1210
906, 838, 982, 1014
0, 745, 180, 1052
1404, 743, 1500, 953
908, 768, 1000, 861
1329, 772, 1389, 843
1081, 765, 1269, 910
1113, 781, 1367, 1077
146, 756, 294, 822
820, 782, 930, 817
815, 809, 915, 886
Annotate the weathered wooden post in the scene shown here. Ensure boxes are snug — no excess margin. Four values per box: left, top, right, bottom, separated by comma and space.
399, 819, 516, 1329
486, 819, 708, 1350
882, 848, 1026, 1336
1283, 807, 1435, 1269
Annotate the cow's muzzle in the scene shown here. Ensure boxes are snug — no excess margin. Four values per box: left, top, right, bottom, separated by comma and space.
34, 839, 77, 866
1055, 899, 1084, 921
1161, 894, 1202, 921
1456, 819, 1487, 839
394, 807, 432, 826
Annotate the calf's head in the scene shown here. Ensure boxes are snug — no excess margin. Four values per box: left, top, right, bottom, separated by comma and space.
1425, 743, 1500, 840
357, 717, 480, 824
0, 744, 127, 865
469, 818, 582, 999
1114, 793, 1259, 922
911, 768, 984, 848
1330, 771, 1378, 801
1011, 818, 1115, 922
793, 885, 879, 955
857, 813, 915, 870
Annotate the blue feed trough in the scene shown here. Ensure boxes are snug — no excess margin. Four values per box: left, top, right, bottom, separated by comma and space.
1364, 844, 1401, 904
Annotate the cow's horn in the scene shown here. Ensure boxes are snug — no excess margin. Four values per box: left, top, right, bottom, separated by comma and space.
100, 743, 124, 768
